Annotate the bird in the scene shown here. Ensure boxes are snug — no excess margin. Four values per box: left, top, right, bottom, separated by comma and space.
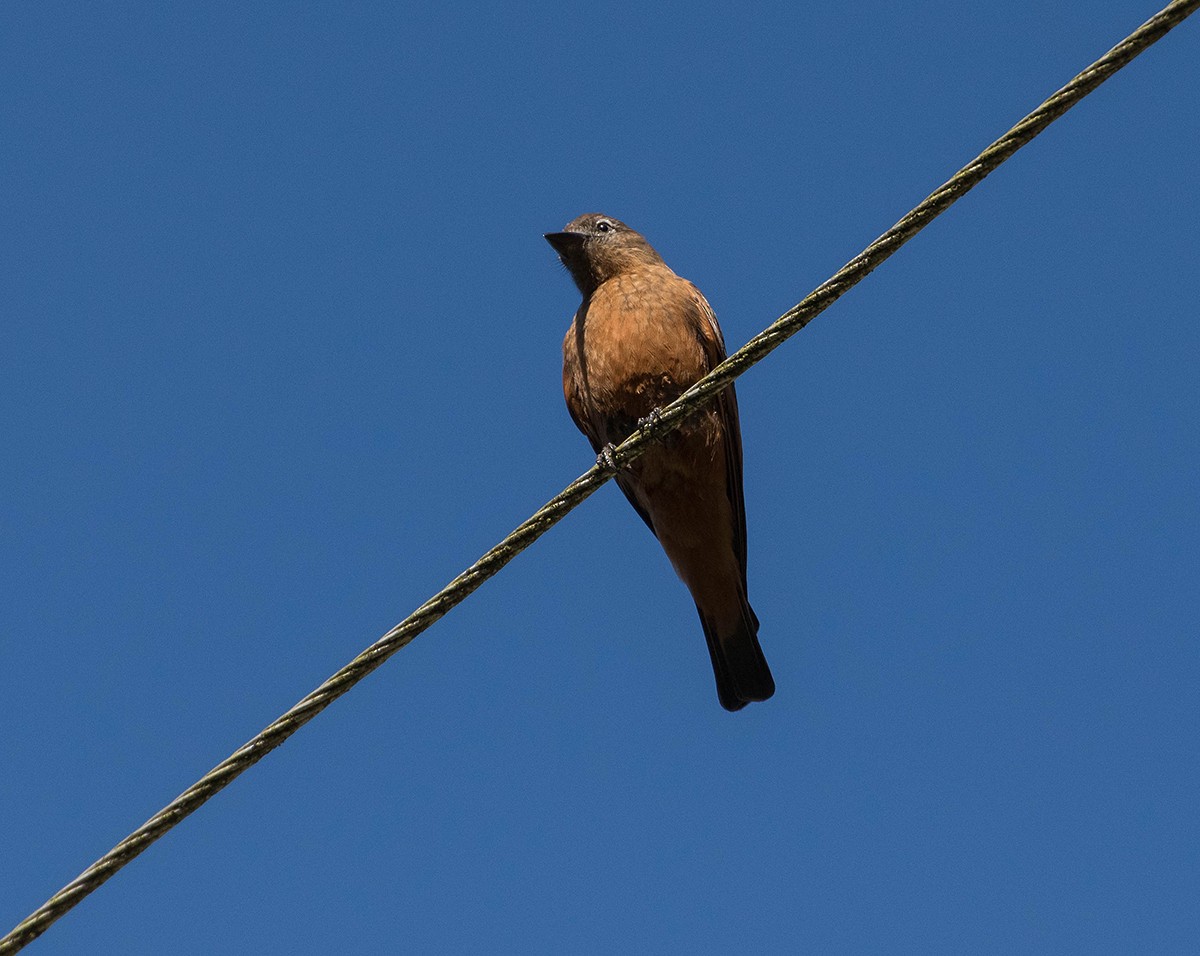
545, 213, 774, 711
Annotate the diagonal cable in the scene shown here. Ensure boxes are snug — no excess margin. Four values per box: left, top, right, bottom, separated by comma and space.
3, 0, 1196, 951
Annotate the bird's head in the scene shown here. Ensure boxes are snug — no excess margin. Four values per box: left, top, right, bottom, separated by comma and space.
545, 214, 665, 296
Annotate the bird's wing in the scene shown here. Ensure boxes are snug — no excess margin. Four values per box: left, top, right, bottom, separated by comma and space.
613, 474, 657, 536
563, 311, 658, 536
688, 285, 751, 596
562, 315, 601, 448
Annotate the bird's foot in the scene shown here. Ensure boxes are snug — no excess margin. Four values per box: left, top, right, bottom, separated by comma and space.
637, 406, 667, 439
595, 443, 619, 473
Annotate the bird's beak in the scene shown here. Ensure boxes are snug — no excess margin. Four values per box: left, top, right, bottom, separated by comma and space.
544, 231, 586, 256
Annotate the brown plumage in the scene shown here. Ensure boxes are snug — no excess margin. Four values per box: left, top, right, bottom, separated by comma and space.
545, 213, 774, 711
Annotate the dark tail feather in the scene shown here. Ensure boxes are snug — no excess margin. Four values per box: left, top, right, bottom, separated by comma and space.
698, 602, 775, 712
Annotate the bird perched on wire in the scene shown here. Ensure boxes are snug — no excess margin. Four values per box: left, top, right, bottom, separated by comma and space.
545, 213, 774, 711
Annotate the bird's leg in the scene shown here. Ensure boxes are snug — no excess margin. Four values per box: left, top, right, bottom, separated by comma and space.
596, 443, 619, 473
637, 406, 667, 440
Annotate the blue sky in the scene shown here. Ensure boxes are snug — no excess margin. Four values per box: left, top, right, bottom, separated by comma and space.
2, 2, 1198, 953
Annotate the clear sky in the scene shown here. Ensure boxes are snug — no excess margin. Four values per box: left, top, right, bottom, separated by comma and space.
3, 2, 1198, 953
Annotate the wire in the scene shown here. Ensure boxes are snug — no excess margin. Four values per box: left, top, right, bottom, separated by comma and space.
3, 1, 1196, 951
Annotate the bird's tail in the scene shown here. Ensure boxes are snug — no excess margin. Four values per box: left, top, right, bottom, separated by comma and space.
698, 600, 774, 712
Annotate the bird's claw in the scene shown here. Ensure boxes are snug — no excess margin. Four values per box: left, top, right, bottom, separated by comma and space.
596, 443, 619, 473
637, 407, 666, 438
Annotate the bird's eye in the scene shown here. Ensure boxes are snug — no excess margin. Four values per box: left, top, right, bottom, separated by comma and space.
595, 219, 613, 233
